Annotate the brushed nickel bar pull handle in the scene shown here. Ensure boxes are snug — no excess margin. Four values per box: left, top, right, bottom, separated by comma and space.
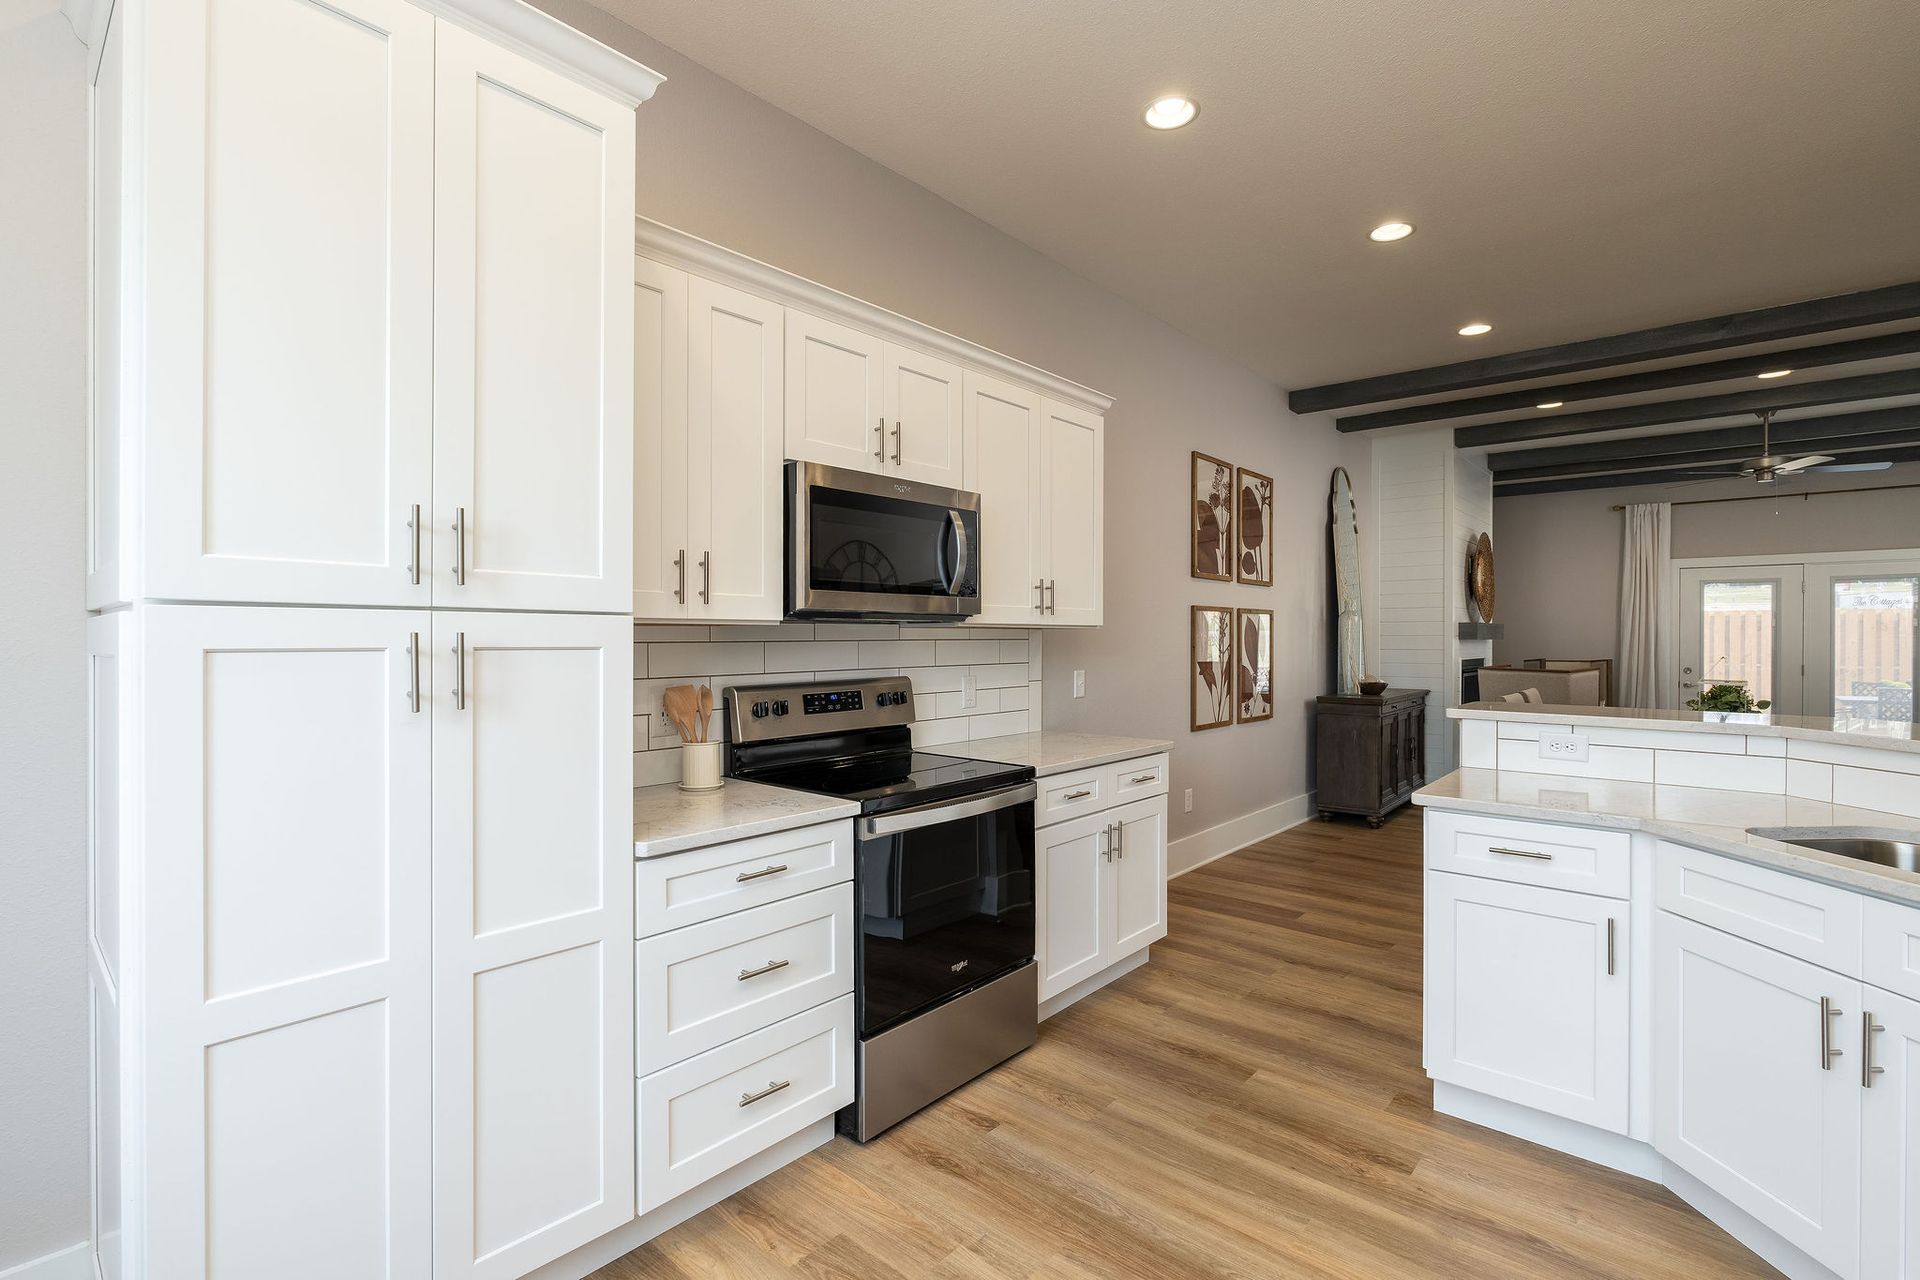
1821, 996, 1845, 1069
891, 421, 903, 466
739, 1079, 790, 1107
1489, 846, 1553, 861
452, 631, 467, 711
1035, 579, 1045, 613
1131, 773, 1155, 785
700, 551, 711, 605
1606, 917, 1616, 977
735, 864, 788, 883
1100, 824, 1112, 862
673, 549, 686, 603
1063, 789, 1093, 801
1046, 579, 1056, 614
452, 506, 467, 586
1115, 820, 1125, 859
407, 632, 421, 714
407, 503, 421, 584
737, 958, 790, 981
874, 417, 885, 463
1864, 1011, 1886, 1088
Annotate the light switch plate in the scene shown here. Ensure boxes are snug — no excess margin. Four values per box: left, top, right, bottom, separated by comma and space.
1072, 670, 1086, 698
1183, 788, 1194, 813
960, 672, 977, 709
1538, 731, 1590, 763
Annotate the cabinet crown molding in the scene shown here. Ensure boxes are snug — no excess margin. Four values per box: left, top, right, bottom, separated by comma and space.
413, 0, 664, 106
634, 217, 1116, 417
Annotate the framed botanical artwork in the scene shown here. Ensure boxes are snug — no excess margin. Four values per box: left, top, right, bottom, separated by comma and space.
1191, 452, 1233, 581
1234, 467, 1274, 586
1191, 605, 1235, 731
1235, 608, 1274, 723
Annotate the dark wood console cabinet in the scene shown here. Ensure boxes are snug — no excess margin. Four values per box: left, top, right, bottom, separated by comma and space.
1314, 689, 1429, 827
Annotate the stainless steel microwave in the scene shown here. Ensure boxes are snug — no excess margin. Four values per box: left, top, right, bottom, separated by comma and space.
786, 462, 981, 619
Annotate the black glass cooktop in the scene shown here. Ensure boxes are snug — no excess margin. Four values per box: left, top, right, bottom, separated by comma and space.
738, 750, 1033, 816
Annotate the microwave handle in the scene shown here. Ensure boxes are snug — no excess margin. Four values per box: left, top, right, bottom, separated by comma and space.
944, 509, 971, 596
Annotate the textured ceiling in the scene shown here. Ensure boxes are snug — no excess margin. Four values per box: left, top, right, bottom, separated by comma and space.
593, 0, 1920, 390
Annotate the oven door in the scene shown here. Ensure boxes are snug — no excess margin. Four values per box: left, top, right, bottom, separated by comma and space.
854, 783, 1035, 1035
787, 461, 981, 619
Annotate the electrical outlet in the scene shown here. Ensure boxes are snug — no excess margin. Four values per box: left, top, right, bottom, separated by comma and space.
1538, 731, 1590, 762
960, 672, 977, 710
1072, 669, 1086, 698
1183, 787, 1194, 813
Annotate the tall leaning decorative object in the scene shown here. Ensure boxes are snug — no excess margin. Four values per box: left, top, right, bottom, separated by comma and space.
1329, 467, 1365, 695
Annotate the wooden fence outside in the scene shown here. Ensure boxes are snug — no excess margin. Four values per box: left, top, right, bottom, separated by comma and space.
1704, 606, 1913, 704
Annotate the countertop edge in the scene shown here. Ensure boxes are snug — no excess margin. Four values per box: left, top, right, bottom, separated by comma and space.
632, 788, 859, 859
1447, 703, 1920, 757
960, 731, 1173, 776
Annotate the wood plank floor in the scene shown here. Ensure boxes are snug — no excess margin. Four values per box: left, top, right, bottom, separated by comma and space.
592, 807, 1775, 1279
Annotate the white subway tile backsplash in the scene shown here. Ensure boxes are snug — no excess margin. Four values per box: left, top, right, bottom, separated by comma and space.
911, 719, 969, 748
648, 642, 766, 678
1496, 721, 1573, 741
1653, 751, 1785, 793
859, 639, 937, 667
814, 622, 898, 640
1496, 737, 1653, 782
1459, 719, 1496, 769
632, 624, 707, 642
1787, 739, 1920, 777
901, 665, 965, 693
973, 663, 1029, 691
1587, 726, 1745, 755
1832, 766, 1920, 820
936, 639, 1001, 665
968, 710, 1031, 739
764, 640, 859, 673
710, 623, 813, 642
1745, 736, 1787, 758
998, 640, 1029, 663
1786, 758, 1834, 802
1026, 630, 1044, 679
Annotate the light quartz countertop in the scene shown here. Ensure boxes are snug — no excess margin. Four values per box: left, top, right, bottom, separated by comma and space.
959, 730, 1172, 776
1416, 767, 1920, 906
1451, 701, 1920, 756
633, 780, 857, 859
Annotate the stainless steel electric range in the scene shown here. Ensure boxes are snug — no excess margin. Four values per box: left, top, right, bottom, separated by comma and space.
723, 675, 1037, 1141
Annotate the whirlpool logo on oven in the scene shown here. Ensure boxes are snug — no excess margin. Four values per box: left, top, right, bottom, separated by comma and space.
949, 959, 969, 974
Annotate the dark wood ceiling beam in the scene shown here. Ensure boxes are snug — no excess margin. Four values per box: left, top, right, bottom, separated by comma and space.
1453, 369, 1920, 448
1332, 329, 1920, 432
1489, 428, 1920, 482
1492, 444, 1920, 497
1287, 282, 1920, 414
1486, 406, 1920, 472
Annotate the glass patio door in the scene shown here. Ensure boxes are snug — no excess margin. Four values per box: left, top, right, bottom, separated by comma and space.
1676, 566, 1806, 715
1805, 560, 1920, 724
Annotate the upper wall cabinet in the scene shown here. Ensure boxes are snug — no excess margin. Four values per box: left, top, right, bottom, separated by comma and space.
783, 313, 965, 488
883, 344, 965, 488
1038, 398, 1103, 626
963, 372, 1043, 623
117, 0, 648, 614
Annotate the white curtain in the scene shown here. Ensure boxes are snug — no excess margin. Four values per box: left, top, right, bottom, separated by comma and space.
1616, 502, 1672, 708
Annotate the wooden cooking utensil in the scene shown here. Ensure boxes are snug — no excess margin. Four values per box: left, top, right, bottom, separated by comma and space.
697, 686, 714, 743
663, 685, 699, 744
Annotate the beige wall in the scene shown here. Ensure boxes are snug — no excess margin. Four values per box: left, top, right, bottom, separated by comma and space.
1493, 463, 1920, 667
0, 8, 90, 1270
536, 0, 1368, 851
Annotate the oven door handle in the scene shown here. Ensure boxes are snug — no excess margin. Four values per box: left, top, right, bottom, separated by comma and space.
860, 781, 1036, 839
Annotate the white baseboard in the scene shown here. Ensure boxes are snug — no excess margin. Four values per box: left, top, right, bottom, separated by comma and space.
1168, 792, 1314, 878
1039, 948, 1149, 1021
0, 1243, 92, 1280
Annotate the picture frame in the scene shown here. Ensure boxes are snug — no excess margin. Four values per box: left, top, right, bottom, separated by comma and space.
1191, 452, 1234, 581
1235, 608, 1274, 723
1191, 605, 1235, 731
1234, 467, 1274, 586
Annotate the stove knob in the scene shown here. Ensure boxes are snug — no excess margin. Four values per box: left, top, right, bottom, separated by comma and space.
751, 700, 770, 719
889, 691, 906, 706
772, 699, 790, 716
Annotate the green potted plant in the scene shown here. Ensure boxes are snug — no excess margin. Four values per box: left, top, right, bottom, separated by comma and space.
1684, 681, 1773, 723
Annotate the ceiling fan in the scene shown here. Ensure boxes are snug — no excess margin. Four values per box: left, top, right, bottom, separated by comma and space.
1678, 410, 1894, 484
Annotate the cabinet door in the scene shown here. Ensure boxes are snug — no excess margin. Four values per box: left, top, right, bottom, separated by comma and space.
1407, 705, 1427, 785
884, 343, 964, 488
141, 606, 431, 1279
962, 372, 1044, 624
432, 24, 635, 614
1380, 716, 1401, 803
784, 310, 884, 474
1426, 872, 1629, 1132
1039, 399, 1103, 625
1654, 912, 1861, 1277
431, 613, 633, 1280
1037, 812, 1111, 1001
690, 277, 785, 621
633, 257, 691, 619
1863, 988, 1920, 1279
143, 0, 435, 607
1109, 797, 1169, 959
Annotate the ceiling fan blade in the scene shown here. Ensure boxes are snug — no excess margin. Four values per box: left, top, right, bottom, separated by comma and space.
1804, 461, 1894, 473
1772, 455, 1835, 474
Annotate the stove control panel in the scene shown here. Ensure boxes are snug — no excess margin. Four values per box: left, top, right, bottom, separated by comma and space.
724, 675, 916, 744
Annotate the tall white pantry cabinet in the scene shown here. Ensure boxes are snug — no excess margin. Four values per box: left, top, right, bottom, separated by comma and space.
76, 1, 661, 1277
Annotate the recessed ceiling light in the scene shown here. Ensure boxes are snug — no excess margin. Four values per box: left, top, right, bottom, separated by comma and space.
1757, 368, 1793, 379
1369, 221, 1415, 243
1535, 401, 1564, 410
1458, 322, 1493, 337
1143, 96, 1199, 130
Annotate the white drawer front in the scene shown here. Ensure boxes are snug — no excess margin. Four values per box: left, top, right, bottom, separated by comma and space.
1865, 895, 1920, 1003
1655, 842, 1864, 976
1424, 810, 1630, 898
635, 819, 853, 938
635, 886, 854, 1074
1107, 753, 1170, 804
1037, 766, 1108, 827
636, 995, 854, 1213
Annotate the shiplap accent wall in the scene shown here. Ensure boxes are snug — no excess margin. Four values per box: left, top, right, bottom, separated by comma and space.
633, 622, 1043, 786
1373, 431, 1450, 771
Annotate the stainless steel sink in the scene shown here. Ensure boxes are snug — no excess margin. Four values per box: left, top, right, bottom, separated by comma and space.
1746, 827, 1920, 872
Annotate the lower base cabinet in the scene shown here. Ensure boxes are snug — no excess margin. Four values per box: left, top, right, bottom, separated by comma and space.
1861, 988, 1920, 1279
1036, 755, 1170, 1004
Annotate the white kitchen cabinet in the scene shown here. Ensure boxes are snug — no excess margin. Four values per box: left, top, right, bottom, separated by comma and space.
1109, 797, 1169, 958
1039, 397, 1104, 625
1425, 872, 1630, 1132
1036, 777, 1169, 1004
141, 0, 437, 609
785, 310, 885, 474
884, 344, 965, 487
432, 23, 635, 615
963, 371, 1045, 623
140, 605, 434, 1280
1654, 911, 1862, 1278
633, 257, 692, 618
430, 611, 634, 1280
1863, 987, 1920, 1280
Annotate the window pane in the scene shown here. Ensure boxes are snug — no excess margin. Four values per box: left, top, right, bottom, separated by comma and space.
1701, 580, 1776, 702
1832, 577, 1916, 724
